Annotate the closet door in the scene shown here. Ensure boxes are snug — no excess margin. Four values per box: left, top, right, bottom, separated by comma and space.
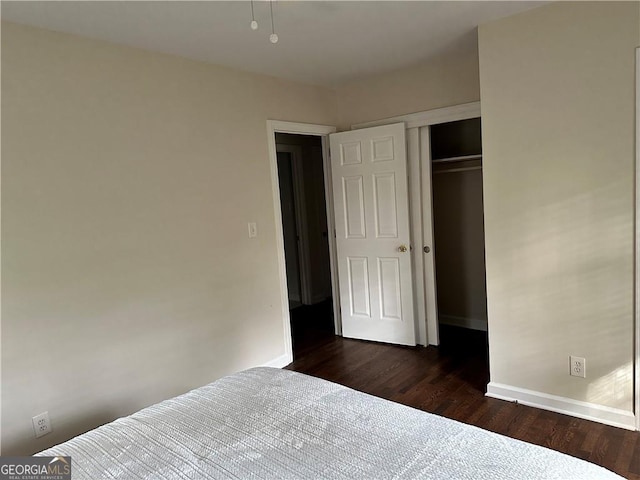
419, 127, 440, 345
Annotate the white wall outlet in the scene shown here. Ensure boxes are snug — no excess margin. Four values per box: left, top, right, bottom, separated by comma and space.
569, 356, 586, 378
248, 222, 258, 238
32, 411, 52, 438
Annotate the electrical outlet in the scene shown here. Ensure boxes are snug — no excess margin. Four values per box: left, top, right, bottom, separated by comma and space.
32, 412, 52, 438
248, 222, 258, 238
569, 356, 586, 378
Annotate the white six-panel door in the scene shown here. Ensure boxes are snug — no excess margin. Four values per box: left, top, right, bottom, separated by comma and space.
329, 123, 416, 345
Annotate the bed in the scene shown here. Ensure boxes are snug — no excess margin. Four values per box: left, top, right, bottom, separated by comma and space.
38, 367, 622, 479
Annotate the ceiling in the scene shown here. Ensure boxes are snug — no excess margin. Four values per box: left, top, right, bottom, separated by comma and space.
1, 1, 544, 87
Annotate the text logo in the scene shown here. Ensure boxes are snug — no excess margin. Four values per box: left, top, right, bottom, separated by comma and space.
0, 456, 71, 480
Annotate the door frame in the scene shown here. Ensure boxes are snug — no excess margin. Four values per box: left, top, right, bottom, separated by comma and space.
635, 47, 639, 431
353, 101, 482, 346
267, 120, 339, 363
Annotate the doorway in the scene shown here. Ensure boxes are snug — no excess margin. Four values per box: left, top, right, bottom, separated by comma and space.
428, 118, 488, 358
273, 130, 337, 359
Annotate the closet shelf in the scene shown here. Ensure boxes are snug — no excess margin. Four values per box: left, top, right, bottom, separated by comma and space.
433, 165, 482, 175
431, 154, 482, 164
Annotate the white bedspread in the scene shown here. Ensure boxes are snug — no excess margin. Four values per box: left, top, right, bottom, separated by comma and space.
38, 367, 623, 479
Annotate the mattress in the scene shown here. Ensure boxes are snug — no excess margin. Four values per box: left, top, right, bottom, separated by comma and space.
38, 367, 622, 479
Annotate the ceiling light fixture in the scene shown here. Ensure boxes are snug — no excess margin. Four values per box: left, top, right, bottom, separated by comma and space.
269, 0, 278, 44
249, 0, 258, 30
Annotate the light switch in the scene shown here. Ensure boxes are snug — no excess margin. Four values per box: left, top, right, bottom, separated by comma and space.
248, 222, 258, 238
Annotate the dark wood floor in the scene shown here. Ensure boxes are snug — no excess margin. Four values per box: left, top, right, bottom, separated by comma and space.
286, 308, 639, 479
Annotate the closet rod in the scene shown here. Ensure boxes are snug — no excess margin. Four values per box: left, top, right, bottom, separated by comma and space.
433, 165, 482, 175
431, 154, 482, 164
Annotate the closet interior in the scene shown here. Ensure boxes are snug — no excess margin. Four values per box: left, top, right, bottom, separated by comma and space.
430, 118, 488, 332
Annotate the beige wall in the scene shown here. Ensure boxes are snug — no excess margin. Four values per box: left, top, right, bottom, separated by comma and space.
1, 21, 336, 455
334, 48, 480, 129
479, 2, 639, 411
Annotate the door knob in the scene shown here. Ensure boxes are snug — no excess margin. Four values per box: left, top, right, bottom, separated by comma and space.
423, 246, 430, 253
398, 245, 408, 253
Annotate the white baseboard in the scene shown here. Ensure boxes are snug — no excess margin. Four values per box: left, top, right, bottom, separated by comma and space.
440, 314, 487, 332
261, 353, 293, 369
486, 382, 636, 431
